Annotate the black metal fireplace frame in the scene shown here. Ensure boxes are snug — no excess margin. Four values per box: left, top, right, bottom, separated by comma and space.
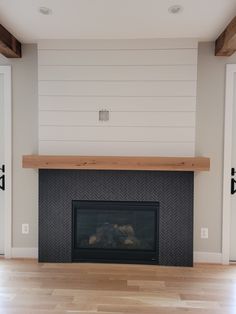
72, 200, 160, 264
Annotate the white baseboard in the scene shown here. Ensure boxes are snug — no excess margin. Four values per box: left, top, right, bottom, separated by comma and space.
11, 247, 38, 259
194, 251, 222, 263
9, 248, 222, 263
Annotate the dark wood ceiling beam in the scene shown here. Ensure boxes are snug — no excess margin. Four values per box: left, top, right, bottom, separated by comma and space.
215, 16, 236, 56
0, 24, 21, 58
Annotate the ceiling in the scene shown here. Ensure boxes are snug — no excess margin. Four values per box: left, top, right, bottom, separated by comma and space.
0, 0, 235, 43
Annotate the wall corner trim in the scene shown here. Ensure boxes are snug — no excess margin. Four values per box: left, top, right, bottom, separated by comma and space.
194, 251, 222, 264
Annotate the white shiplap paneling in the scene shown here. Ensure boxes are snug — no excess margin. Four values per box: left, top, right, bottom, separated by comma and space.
39, 126, 194, 142
39, 141, 195, 157
39, 96, 196, 112
38, 49, 197, 66
39, 81, 196, 97
39, 65, 197, 81
39, 111, 195, 127
38, 39, 198, 156
38, 39, 198, 50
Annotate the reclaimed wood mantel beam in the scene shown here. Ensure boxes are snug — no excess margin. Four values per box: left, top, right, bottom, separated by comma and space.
215, 16, 236, 56
22, 155, 210, 172
0, 24, 21, 58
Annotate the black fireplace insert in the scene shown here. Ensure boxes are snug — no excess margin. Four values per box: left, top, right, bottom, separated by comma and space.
72, 200, 159, 264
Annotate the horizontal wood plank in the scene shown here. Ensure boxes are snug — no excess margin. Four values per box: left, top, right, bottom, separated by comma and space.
39, 111, 195, 127
39, 126, 195, 142
22, 155, 210, 171
38, 38, 198, 50
39, 141, 195, 157
38, 65, 197, 81
39, 96, 196, 112
39, 81, 196, 97
38, 49, 197, 66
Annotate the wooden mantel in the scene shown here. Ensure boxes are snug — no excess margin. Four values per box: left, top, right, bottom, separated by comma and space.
22, 155, 210, 172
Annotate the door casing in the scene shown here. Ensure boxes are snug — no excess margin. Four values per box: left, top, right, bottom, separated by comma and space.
0, 66, 12, 258
222, 64, 236, 264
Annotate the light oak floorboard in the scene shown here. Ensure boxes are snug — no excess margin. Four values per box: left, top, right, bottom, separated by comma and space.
0, 260, 236, 313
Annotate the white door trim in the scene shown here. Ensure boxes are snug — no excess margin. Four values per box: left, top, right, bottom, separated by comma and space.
0, 66, 12, 258
222, 64, 236, 264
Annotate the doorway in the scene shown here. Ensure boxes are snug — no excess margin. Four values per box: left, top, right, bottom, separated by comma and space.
222, 65, 236, 263
0, 65, 12, 257
230, 73, 236, 261
0, 72, 4, 254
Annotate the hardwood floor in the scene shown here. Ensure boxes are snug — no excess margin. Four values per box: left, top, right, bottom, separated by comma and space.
0, 259, 236, 314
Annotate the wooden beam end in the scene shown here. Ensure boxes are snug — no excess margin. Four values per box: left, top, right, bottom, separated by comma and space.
215, 16, 236, 57
0, 24, 22, 58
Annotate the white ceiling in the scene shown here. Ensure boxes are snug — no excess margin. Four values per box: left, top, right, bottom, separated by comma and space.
0, 0, 235, 43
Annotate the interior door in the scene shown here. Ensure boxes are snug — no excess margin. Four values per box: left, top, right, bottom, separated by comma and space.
0, 73, 4, 255
229, 74, 236, 261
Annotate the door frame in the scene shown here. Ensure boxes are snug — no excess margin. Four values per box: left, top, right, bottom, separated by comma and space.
222, 64, 236, 264
0, 66, 12, 258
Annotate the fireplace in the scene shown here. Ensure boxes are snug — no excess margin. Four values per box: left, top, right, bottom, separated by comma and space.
39, 170, 193, 266
72, 200, 159, 263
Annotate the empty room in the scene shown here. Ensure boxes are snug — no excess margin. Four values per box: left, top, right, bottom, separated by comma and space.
1, 0, 236, 313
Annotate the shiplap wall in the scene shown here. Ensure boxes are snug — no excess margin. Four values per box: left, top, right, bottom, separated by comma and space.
38, 39, 198, 156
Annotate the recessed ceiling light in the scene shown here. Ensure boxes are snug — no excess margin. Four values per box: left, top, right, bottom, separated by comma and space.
39, 7, 52, 15
168, 5, 183, 14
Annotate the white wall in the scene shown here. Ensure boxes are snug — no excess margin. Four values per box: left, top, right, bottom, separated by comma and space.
195, 42, 236, 255
38, 39, 198, 156
0, 45, 38, 249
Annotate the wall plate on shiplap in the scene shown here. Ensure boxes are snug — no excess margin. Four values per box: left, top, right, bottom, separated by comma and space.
38, 39, 198, 156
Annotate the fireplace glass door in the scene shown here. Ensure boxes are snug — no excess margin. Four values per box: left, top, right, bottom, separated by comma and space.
72, 200, 159, 263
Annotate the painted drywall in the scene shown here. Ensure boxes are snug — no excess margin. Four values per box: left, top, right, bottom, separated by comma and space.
38, 39, 197, 156
195, 42, 236, 253
0, 45, 38, 248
